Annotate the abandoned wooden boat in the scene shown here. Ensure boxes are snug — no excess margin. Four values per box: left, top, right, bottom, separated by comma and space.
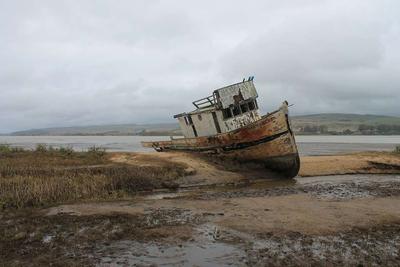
142, 77, 300, 178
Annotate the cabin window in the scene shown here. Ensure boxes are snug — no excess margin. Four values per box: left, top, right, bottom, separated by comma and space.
232, 105, 241, 116
222, 108, 233, 119
240, 103, 249, 113
198, 114, 202, 121
248, 100, 256, 111
222, 99, 258, 120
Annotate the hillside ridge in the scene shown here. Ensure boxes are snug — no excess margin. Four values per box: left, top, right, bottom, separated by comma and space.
5, 113, 400, 136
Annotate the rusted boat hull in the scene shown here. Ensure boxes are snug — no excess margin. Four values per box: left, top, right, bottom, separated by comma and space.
142, 103, 300, 178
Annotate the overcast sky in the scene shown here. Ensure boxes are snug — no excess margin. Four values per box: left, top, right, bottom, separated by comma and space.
1, 0, 399, 132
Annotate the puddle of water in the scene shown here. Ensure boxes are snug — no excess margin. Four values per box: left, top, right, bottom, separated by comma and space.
96, 224, 247, 267
143, 192, 186, 200
42, 234, 54, 244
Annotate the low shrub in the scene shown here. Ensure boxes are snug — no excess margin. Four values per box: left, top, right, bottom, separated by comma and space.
87, 146, 106, 157
0, 144, 25, 153
34, 144, 76, 157
0, 144, 11, 153
35, 144, 48, 153
58, 146, 74, 156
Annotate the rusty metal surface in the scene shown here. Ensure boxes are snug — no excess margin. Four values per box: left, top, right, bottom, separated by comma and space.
142, 102, 300, 177
142, 102, 295, 153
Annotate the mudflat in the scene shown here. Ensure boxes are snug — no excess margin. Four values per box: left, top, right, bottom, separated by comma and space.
1, 150, 400, 266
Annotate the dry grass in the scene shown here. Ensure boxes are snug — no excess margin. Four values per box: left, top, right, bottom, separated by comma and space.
0, 145, 188, 209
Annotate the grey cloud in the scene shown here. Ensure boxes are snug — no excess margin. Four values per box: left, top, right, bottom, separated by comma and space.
220, 0, 400, 116
0, 0, 399, 132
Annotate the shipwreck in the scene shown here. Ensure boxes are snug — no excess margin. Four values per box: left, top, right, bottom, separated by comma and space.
142, 77, 300, 178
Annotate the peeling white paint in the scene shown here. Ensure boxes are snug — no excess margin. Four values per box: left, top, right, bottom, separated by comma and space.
221, 110, 261, 132
216, 81, 258, 109
176, 80, 261, 138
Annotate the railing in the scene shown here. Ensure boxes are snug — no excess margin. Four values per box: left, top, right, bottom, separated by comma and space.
192, 95, 216, 109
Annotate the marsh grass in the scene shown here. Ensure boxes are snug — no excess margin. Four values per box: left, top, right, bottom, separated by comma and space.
0, 145, 187, 209
0, 144, 25, 153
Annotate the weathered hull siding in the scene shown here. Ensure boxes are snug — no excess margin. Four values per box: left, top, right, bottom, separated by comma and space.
191, 111, 219, 137
218, 109, 261, 133
142, 103, 300, 178
178, 109, 261, 138
222, 132, 300, 178
177, 117, 195, 138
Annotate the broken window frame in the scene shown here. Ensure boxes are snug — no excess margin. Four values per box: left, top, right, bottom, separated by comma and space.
240, 102, 249, 113
232, 105, 241, 116
248, 100, 256, 111
222, 108, 233, 119
221, 98, 258, 120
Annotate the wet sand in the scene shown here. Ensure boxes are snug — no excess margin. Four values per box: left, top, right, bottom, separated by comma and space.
300, 152, 400, 176
1, 151, 400, 266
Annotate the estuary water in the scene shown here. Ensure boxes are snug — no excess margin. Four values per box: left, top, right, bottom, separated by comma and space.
0, 135, 399, 156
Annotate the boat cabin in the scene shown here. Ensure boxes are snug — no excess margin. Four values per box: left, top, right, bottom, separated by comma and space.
174, 77, 262, 138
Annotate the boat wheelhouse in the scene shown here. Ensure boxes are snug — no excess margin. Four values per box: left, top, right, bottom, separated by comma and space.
174, 76, 260, 138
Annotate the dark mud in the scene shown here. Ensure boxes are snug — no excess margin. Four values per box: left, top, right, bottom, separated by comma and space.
90, 221, 400, 266
184, 174, 400, 201
93, 224, 247, 266
0, 209, 203, 266
247, 223, 400, 266
1, 174, 400, 266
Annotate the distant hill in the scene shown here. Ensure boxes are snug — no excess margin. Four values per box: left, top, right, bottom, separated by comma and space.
7, 113, 400, 136
10, 123, 181, 136
291, 113, 400, 135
